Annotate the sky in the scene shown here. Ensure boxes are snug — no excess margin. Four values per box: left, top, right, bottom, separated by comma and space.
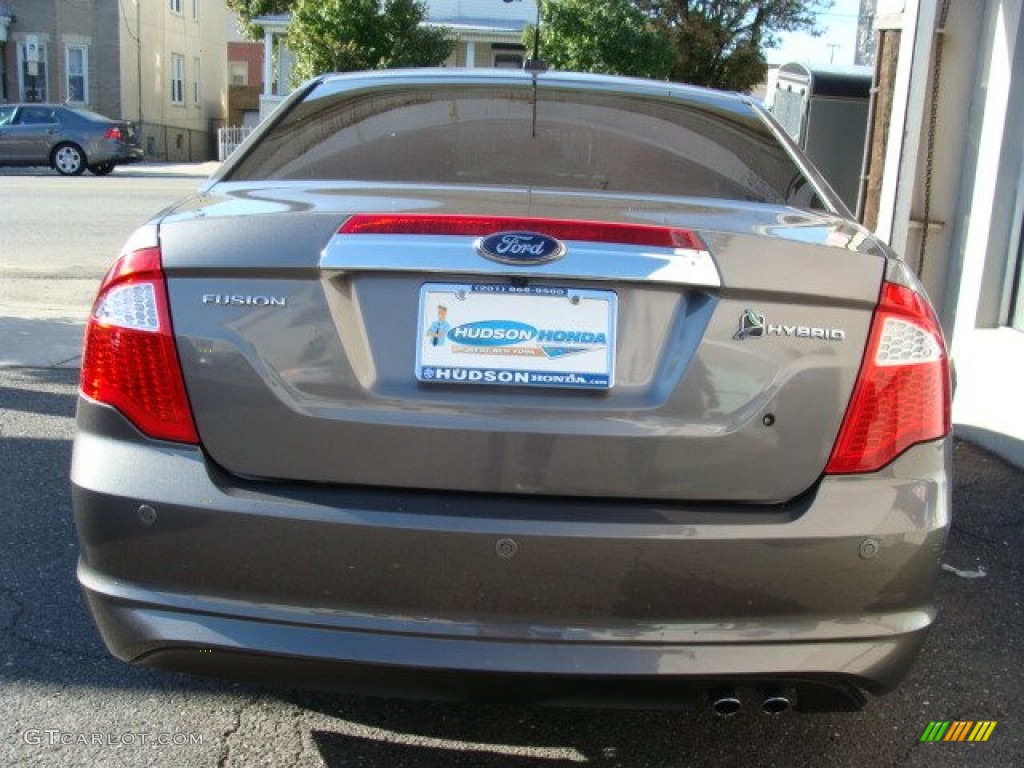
765, 0, 863, 67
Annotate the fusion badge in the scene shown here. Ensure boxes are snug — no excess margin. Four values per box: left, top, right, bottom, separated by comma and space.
201, 294, 286, 306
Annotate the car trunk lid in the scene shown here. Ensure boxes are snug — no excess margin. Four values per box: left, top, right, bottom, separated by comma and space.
160, 184, 884, 502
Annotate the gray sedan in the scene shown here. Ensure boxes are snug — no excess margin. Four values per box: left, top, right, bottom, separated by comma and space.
71, 70, 952, 715
0, 103, 143, 175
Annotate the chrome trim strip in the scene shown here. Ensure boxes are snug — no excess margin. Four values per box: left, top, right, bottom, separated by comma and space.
321, 234, 721, 288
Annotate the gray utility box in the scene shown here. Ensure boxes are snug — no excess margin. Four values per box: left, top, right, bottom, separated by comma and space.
771, 63, 872, 213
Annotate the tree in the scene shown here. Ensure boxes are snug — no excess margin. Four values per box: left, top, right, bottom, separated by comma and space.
227, 0, 296, 39
525, 0, 675, 80
635, 1, 831, 91
288, 0, 453, 82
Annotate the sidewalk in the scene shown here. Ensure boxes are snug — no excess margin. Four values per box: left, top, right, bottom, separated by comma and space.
1, 164, 218, 371
951, 328, 1024, 470
118, 161, 221, 178
0, 161, 220, 178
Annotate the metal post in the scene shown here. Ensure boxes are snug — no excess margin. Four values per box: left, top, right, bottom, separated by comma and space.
524, 0, 546, 72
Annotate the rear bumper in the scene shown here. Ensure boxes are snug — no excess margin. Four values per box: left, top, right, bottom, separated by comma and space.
116, 147, 145, 165
82, 580, 922, 711
88, 143, 144, 166
71, 400, 950, 709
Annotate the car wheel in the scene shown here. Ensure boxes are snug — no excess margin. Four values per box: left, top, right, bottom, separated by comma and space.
89, 162, 116, 176
52, 143, 87, 176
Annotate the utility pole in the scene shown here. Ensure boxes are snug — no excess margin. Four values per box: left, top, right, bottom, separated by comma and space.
137, 0, 143, 125
827, 43, 840, 64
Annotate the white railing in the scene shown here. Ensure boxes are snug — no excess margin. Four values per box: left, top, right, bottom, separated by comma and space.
217, 125, 255, 161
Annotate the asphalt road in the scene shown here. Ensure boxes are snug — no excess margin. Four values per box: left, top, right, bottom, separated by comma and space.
0, 169, 1021, 766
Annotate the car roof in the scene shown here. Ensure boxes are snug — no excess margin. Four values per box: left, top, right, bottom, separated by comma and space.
12, 104, 117, 121
310, 68, 758, 120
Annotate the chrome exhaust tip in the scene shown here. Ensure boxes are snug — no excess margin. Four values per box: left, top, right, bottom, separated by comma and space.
711, 691, 742, 718
762, 691, 792, 715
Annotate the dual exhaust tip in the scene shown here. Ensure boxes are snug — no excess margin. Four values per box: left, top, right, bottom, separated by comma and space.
712, 689, 792, 717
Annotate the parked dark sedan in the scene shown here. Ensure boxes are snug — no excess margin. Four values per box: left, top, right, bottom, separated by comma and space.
0, 103, 143, 175
72, 70, 952, 715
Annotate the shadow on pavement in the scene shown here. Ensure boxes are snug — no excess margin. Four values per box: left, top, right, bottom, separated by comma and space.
953, 423, 1024, 473
0, 379, 77, 419
0, 369, 227, 696
0, 316, 86, 369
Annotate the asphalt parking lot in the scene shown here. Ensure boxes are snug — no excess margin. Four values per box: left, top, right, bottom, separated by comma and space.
1, 167, 1021, 766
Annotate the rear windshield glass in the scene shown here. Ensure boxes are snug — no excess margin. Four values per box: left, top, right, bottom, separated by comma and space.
227, 80, 822, 207
66, 107, 115, 123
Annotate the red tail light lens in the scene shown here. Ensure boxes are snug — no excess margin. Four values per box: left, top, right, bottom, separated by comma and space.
339, 214, 703, 250
826, 281, 951, 473
80, 244, 198, 444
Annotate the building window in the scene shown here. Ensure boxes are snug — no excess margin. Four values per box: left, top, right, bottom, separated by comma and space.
66, 45, 89, 103
193, 57, 201, 105
170, 0, 183, 14
192, 0, 200, 20
171, 54, 185, 104
492, 44, 525, 70
229, 61, 249, 86
494, 53, 523, 69
17, 40, 48, 102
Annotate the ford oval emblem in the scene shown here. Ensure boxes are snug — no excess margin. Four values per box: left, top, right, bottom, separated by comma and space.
475, 231, 566, 265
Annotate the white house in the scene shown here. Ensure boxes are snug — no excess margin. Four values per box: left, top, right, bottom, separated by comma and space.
254, 1, 535, 120
425, 0, 535, 68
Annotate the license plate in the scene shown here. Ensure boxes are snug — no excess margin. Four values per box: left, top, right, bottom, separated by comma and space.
416, 283, 616, 389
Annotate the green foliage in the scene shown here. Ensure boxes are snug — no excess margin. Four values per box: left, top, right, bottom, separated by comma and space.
635, 0, 831, 91
524, 0, 675, 80
227, 0, 296, 40
288, 0, 453, 82
230, 0, 827, 93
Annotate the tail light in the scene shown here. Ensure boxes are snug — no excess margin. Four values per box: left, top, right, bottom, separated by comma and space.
80, 236, 198, 444
103, 125, 123, 141
339, 214, 703, 250
826, 280, 951, 473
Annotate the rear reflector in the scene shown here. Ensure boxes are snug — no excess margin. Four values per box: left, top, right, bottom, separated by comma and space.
80, 244, 198, 444
339, 214, 704, 250
826, 281, 951, 474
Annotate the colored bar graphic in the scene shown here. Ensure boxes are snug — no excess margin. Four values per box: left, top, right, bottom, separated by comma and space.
920, 722, 950, 742
920, 721, 997, 742
944, 721, 972, 741
968, 722, 997, 742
